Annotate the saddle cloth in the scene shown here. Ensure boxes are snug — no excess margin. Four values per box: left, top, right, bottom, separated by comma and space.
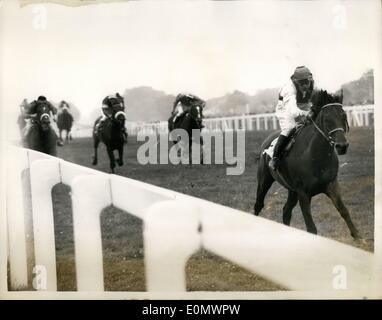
263, 137, 279, 158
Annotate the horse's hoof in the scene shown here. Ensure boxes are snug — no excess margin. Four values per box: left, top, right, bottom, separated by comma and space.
57, 140, 64, 147
92, 159, 97, 166
352, 232, 362, 241
118, 160, 123, 166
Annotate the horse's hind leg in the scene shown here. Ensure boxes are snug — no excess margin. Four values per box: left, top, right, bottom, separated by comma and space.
92, 136, 100, 165
325, 181, 360, 239
298, 193, 317, 235
282, 191, 298, 225
254, 156, 274, 215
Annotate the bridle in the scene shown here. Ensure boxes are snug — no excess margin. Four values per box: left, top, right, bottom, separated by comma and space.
310, 103, 348, 147
114, 111, 126, 121
37, 104, 51, 125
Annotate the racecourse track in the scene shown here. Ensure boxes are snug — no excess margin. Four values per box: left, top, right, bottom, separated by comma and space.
41, 127, 373, 291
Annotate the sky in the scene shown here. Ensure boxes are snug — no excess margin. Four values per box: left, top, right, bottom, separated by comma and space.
0, 0, 381, 137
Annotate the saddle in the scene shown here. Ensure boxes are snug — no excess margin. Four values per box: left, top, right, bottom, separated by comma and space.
283, 123, 305, 156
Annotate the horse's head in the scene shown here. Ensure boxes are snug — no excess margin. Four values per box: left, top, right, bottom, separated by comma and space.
36, 102, 51, 131
189, 104, 204, 127
312, 90, 349, 155
61, 107, 69, 114
114, 110, 126, 127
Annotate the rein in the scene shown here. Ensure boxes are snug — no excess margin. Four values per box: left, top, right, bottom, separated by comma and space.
40, 113, 50, 121
310, 103, 346, 147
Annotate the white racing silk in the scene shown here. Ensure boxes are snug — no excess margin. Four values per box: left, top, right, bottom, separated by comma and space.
276, 80, 310, 135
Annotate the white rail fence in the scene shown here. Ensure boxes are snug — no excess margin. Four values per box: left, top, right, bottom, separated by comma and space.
121, 105, 374, 136
5, 146, 378, 295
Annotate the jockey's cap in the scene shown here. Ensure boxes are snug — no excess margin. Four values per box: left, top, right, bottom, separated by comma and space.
291, 66, 313, 81
38, 96, 47, 102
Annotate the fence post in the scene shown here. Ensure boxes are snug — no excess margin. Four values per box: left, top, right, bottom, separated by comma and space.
364, 109, 369, 126
6, 147, 29, 289
30, 159, 61, 291
234, 118, 239, 131
264, 115, 269, 130
144, 200, 202, 291
71, 175, 112, 291
256, 116, 261, 131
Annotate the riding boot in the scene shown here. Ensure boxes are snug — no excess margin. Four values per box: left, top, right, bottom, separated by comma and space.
269, 134, 290, 171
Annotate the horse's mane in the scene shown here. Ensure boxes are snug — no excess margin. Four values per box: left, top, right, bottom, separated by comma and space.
311, 89, 343, 114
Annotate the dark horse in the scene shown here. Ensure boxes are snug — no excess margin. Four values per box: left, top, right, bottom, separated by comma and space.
168, 104, 204, 164
254, 90, 360, 239
57, 107, 74, 143
92, 110, 126, 173
23, 103, 58, 156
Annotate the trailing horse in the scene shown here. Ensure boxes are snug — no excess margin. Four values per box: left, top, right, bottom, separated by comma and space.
57, 107, 74, 143
22, 103, 58, 156
17, 113, 27, 138
168, 104, 204, 164
92, 111, 126, 173
254, 90, 360, 239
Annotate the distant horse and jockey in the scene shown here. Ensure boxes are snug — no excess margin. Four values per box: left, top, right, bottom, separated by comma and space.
57, 101, 74, 144
21, 96, 59, 156
168, 93, 206, 164
92, 93, 127, 173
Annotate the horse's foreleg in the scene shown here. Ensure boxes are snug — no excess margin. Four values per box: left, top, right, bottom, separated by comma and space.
325, 181, 360, 239
65, 130, 69, 142
282, 191, 298, 225
254, 156, 274, 215
107, 147, 116, 173
298, 193, 317, 234
200, 135, 204, 165
117, 146, 124, 166
59, 130, 63, 141
92, 136, 100, 165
